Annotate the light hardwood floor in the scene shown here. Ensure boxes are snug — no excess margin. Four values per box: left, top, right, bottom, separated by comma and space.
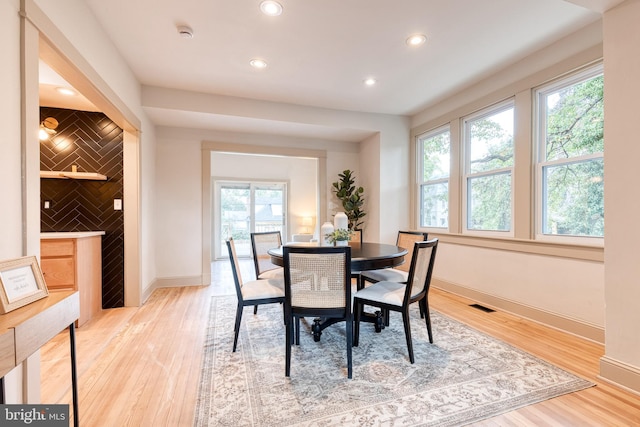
40, 259, 640, 426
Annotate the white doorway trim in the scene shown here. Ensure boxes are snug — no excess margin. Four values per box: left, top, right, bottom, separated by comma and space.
201, 141, 327, 285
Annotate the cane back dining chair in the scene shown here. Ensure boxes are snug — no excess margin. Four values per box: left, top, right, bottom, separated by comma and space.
358, 231, 428, 287
227, 238, 285, 352
250, 231, 285, 313
250, 231, 285, 281
358, 231, 428, 326
353, 238, 438, 364
283, 245, 353, 379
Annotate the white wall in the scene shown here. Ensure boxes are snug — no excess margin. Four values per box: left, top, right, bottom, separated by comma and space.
435, 243, 604, 326
1, 0, 23, 261
601, 0, 640, 391
1, 0, 28, 403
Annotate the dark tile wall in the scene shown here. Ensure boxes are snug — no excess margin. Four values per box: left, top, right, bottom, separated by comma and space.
40, 107, 124, 308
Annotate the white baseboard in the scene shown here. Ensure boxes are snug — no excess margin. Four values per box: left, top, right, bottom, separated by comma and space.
433, 278, 605, 344
142, 276, 204, 303
599, 356, 640, 396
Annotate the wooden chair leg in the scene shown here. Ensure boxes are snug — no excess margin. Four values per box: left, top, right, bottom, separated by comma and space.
253, 305, 258, 314
402, 310, 414, 364
233, 303, 243, 352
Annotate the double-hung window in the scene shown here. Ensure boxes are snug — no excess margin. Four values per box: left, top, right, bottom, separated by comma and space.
463, 100, 514, 233
417, 126, 450, 229
535, 64, 604, 240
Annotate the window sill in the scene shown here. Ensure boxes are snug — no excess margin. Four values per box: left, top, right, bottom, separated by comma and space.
427, 232, 603, 262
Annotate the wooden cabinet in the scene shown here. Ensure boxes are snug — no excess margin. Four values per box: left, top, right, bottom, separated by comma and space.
40, 233, 103, 327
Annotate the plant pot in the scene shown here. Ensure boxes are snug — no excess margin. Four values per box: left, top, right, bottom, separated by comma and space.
335, 240, 349, 247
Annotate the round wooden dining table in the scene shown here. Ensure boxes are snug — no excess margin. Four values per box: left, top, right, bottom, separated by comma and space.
267, 241, 408, 272
268, 241, 408, 341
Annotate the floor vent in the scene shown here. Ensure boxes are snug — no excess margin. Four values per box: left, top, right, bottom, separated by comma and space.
469, 304, 495, 313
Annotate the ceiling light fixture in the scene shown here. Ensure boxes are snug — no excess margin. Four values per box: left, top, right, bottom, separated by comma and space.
177, 25, 194, 39
260, 1, 283, 16
406, 33, 427, 47
250, 59, 268, 69
363, 78, 377, 86
55, 87, 76, 96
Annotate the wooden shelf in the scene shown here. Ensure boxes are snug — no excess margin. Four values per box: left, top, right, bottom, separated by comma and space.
40, 170, 107, 181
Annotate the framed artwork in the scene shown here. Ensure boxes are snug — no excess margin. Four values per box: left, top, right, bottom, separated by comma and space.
0, 256, 49, 314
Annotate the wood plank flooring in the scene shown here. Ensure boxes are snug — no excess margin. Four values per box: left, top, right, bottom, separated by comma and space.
40, 259, 640, 426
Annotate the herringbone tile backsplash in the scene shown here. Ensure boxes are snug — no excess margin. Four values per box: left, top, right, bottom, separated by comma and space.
40, 107, 124, 309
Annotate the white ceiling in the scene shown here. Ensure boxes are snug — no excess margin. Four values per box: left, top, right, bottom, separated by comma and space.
40, 0, 616, 141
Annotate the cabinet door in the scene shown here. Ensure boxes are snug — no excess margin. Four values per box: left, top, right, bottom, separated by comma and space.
40, 258, 75, 290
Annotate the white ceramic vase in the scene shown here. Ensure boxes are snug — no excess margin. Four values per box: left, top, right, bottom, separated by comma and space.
320, 222, 334, 246
334, 212, 349, 231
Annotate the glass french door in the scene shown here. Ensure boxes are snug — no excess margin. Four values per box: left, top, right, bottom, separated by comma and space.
216, 181, 287, 258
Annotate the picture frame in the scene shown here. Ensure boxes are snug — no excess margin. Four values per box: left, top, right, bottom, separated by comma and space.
0, 256, 49, 314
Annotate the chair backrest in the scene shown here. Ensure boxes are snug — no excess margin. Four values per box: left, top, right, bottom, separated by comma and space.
283, 246, 351, 313
226, 238, 245, 302
395, 231, 429, 272
250, 231, 282, 277
404, 239, 438, 305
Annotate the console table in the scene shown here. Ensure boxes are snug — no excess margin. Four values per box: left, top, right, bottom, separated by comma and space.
0, 291, 80, 426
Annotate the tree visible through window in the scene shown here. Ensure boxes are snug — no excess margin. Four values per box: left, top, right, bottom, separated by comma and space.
464, 102, 514, 232
537, 65, 604, 237
418, 127, 450, 228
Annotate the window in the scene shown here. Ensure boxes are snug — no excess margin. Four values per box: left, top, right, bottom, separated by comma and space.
463, 101, 514, 232
417, 126, 450, 229
216, 181, 287, 257
535, 65, 604, 238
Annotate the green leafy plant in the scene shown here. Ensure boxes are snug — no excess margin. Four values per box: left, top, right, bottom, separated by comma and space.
325, 228, 352, 243
332, 169, 366, 230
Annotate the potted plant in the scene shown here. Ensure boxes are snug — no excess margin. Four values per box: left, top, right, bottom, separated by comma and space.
332, 169, 366, 231
325, 228, 352, 246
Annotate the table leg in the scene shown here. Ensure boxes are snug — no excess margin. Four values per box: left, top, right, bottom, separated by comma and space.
69, 323, 79, 427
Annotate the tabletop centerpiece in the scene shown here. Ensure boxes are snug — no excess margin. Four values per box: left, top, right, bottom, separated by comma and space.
325, 228, 352, 246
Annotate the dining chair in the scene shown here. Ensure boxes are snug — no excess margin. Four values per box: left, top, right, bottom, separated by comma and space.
353, 238, 438, 364
358, 231, 428, 325
250, 231, 284, 280
250, 231, 285, 313
358, 231, 428, 287
283, 245, 353, 379
227, 238, 285, 352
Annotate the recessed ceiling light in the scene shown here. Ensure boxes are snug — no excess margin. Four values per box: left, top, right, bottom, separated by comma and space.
363, 78, 377, 86
406, 33, 427, 47
250, 59, 268, 69
55, 87, 76, 96
260, 1, 283, 16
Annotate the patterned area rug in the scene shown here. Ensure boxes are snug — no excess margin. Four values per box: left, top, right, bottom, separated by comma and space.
194, 296, 593, 426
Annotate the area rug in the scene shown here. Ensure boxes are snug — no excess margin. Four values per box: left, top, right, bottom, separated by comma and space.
194, 296, 593, 426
